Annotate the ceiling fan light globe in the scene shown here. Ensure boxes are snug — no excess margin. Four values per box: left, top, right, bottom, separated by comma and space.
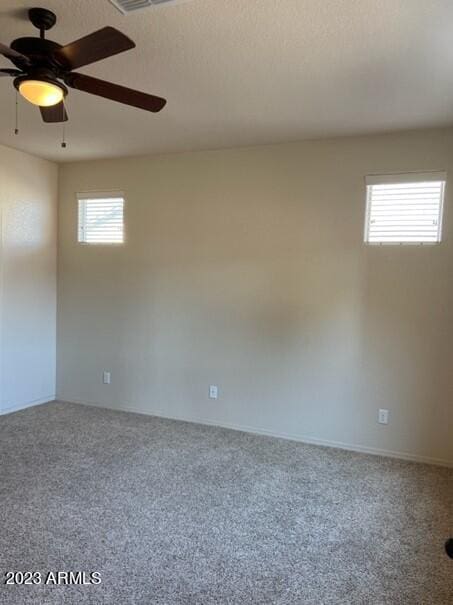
18, 79, 64, 107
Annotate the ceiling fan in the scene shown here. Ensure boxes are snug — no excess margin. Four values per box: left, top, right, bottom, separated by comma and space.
0, 7, 167, 124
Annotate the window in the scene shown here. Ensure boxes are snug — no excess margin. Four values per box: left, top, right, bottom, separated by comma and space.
364, 172, 446, 245
77, 192, 124, 244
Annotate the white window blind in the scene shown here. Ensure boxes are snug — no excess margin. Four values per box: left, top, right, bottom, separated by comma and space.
77, 192, 124, 244
364, 172, 446, 244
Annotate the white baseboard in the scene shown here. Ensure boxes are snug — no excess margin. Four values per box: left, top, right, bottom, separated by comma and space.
0, 395, 55, 416
58, 397, 453, 468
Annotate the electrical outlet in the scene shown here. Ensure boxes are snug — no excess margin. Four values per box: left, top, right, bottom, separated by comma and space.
378, 408, 389, 425
209, 385, 218, 400
103, 371, 111, 385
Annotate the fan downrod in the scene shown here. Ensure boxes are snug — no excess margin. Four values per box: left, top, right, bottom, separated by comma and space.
28, 8, 57, 38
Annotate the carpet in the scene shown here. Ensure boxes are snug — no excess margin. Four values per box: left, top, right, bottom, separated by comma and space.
0, 401, 452, 604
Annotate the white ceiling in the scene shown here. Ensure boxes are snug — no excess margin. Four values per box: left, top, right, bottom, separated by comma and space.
0, 0, 453, 162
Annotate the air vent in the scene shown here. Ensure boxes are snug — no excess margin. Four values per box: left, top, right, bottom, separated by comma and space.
108, 0, 186, 14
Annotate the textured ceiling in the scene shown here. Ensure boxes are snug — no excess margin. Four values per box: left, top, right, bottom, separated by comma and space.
0, 0, 453, 162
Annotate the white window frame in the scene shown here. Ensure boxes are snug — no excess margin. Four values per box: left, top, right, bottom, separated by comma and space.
364, 172, 446, 246
77, 191, 125, 245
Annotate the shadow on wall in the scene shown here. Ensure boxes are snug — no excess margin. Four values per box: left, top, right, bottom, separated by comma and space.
148, 249, 365, 434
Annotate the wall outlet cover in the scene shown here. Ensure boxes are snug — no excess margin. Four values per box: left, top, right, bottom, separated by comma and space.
378, 408, 389, 425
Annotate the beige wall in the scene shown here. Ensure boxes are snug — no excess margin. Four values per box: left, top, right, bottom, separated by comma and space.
57, 128, 453, 465
0, 144, 57, 413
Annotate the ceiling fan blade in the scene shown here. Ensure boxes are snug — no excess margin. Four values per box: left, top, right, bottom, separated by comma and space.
65, 73, 167, 113
0, 68, 21, 77
40, 102, 68, 123
54, 27, 135, 71
0, 42, 30, 66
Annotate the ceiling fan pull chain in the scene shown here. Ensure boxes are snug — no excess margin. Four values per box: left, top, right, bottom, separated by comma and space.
14, 90, 19, 135
61, 113, 67, 148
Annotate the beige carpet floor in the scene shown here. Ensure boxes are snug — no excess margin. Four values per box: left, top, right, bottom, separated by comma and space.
0, 401, 452, 604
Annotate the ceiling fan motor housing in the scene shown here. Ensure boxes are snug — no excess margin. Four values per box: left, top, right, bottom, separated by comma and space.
10, 37, 63, 71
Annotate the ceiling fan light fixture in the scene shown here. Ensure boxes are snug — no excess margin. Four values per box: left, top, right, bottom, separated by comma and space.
18, 78, 65, 107
2, 10, 167, 123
